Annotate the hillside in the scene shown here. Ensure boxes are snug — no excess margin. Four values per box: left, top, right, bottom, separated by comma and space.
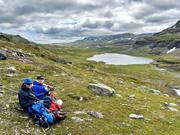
0, 35, 180, 135
0, 33, 34, 45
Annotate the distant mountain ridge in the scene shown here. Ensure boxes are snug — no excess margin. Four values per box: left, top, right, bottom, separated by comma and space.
66, 33, 153, 48
0, 33, 34, 44
66, 20, 180, 56
133, 20, 180, 54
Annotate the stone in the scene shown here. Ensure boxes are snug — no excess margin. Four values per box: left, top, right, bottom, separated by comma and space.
167, 107, 178, 112
164, 102, 178, 112
163, 94, 169, 97
7, 66, 16, 73
0, 93, 3, 97
5, 104, 10, 109
71, 117, 84, 122
140, 85, 161, 95
116, 94, 122, 97
128, 94, 135, 99
79, 97, 83, 101
116, 80, 123, 84
84, 118, 93, 121
150, 89, 161, 95
6, 74, 15, 77
0, 50, 7, 60
88, 83, 115, 96
87, 111, 104, 119
129, 114, 144, 119
73, 111, 86, 115
164, 102, 178, 107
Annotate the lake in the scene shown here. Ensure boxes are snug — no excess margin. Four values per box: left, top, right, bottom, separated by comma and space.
87, 53, 153, 65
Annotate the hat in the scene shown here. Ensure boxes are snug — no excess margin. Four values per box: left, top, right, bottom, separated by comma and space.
37, 75, 44, 80
23, 78, 33, 85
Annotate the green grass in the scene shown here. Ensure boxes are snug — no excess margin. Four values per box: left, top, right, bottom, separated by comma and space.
0, 41, 180, 135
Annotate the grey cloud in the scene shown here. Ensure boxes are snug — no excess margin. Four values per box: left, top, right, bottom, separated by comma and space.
0, 0, 180, 43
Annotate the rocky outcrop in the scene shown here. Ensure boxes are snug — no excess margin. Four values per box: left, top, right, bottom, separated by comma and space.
88, 83, 115, 96
0, 48, 34, 63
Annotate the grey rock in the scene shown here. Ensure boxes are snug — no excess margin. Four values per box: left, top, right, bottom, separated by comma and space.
6, 74, 15, 77
115, 94, 122, 97
73, 111, 86, 115
164, 102, 178, 107
169, 85, 180, 96
164, 102, 178, 112
116, 80, 124, 84
0, 93, 3, 97
5, 104, 10, 109
167, 107, 178, 112
88, 83, 115, 96
129, 114, 144, 119
140, 85, 161, 95
7, 66, 16, 73
128, 94, 135, 99
163, 94, 169, 97
87, 111, 104, 119
0, 50, 7, 60
84, 118, 93, 121
71, 117, 84, 122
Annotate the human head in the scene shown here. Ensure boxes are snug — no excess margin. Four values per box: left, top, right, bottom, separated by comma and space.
36, 75, 44, 83
23, 78, 33, 88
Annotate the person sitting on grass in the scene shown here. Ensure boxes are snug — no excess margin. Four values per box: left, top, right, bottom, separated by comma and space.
33, 75, 63, 110
18, 78, 54, 126
33, 76, 50, 99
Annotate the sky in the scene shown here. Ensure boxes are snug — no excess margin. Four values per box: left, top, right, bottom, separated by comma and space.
0, 0, 180, 43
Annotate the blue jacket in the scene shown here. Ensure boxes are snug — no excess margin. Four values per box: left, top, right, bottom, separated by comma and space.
33, 81, 49, 99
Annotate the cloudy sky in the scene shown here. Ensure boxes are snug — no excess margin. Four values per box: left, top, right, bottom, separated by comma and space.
0, 0, 180, 43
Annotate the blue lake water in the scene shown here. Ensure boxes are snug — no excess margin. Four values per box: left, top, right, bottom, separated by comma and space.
87, 53, 153, 65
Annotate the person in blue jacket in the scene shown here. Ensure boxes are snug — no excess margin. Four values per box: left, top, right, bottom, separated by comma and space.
33, 76, 52, 108
33, 76, 49, 99
18, 78, 54, 126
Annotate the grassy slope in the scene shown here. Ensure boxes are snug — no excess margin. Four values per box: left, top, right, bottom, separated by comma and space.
0, 41, 180, 135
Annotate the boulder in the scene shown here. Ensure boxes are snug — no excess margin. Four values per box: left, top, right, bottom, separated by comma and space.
88, 83, 115, 96
129, 114, 144, 119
